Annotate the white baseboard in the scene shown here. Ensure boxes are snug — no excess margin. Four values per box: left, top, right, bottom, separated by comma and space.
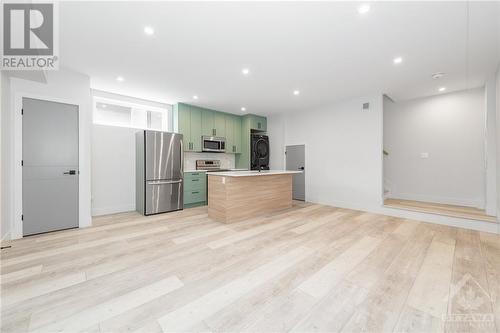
389, 192, 484, 209
92, 205, 136, 217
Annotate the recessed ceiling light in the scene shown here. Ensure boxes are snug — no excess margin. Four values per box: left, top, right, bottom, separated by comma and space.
357, 4, 370, 14
293, 90, 300, 96
393, 57, 403, 64
144, 26, 155, 36
242, 68, 250, 75
116, 76, 124, 82
438, 87, 446, 92
241, 107, 246, 111
193, 95, 198, 100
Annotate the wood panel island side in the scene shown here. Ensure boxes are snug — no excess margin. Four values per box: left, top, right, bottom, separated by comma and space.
207, 170, 302, 223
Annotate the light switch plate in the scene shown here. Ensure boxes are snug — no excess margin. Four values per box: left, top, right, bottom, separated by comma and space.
420, 152, 429, 158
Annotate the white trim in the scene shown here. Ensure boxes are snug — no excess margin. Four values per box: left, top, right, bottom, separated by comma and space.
12, 91, 89, 239
92, 205, 135, 217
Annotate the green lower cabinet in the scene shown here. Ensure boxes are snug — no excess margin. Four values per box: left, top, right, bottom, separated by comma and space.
184, 172, 207, 208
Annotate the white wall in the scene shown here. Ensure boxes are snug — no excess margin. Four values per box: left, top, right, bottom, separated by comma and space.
91, 125, 136, 216
268, 94, 384, 211
2, 68, 92, 240
384, 88, 486, 208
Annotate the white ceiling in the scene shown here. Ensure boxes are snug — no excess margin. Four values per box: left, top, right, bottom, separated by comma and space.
60, 1, 500, 115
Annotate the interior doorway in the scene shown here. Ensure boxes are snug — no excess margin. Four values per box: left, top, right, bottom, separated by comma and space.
22, 97, 80, 235
382, 89, 496, 223
286, 144, 305, 201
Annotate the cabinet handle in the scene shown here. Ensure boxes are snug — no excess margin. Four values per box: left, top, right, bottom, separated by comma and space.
192, 179, 199, 182
233, 145, 235, 152
258, 122, 261, 129
192, 191, 199, 194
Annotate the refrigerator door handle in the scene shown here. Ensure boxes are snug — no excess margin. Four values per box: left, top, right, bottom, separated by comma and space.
148, 180, 183, 185
180, 139, 184, 174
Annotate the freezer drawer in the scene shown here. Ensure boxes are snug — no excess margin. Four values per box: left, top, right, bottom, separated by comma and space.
145, 180, 183, 215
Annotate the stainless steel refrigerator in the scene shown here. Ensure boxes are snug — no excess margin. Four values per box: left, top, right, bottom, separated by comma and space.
136, 130, 183, 215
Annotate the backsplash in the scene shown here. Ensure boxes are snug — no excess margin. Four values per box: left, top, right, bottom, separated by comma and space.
184, 152, 235, 171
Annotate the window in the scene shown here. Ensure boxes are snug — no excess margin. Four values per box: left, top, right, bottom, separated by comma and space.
92, 94, 170, 131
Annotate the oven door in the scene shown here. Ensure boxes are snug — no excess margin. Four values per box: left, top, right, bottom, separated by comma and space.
202, 137, 225, 152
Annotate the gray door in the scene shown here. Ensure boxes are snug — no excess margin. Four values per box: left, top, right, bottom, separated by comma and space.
22, 98, 79, 236
286, 144, 305, 201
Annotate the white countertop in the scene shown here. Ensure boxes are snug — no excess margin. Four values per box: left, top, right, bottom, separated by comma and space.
207, 170, 302, 177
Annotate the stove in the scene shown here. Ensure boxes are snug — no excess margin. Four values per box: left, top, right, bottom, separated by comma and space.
196, 159, 230, 172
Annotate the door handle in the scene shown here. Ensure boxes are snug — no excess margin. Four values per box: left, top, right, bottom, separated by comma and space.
148, 180, 183, 185
63, 170, 77, 175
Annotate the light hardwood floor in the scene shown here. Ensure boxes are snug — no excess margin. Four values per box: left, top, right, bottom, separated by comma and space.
1, 202, 499, 333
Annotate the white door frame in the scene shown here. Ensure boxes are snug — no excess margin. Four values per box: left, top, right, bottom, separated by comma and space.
11, 91, 88, 239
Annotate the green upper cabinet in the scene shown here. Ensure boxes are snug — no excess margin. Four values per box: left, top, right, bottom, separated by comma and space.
190, 107, 202, 151
201, 108, 225, 137
249, 115, 267, 131
176, 103, 202, 152
175, 103, 263, 158
201, 109, 214, 137
177, 104, 191, 148
225, 114, 234, 153
233, 115, 242, 153
224, 114, 242, 154
214, 112, 225, 137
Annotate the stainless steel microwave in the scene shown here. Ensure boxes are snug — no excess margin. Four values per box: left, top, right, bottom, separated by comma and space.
202, 136, 226, 153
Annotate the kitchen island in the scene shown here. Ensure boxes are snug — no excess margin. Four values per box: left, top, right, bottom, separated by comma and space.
208, 170, 302, 223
